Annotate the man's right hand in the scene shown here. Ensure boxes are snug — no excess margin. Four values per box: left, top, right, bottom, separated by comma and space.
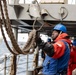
35, 34, 46, 49
35, 37, 42, 46
35, 32, 42, 46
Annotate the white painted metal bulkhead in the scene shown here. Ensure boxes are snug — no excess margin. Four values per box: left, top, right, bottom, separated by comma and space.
8, 0, 19, 4
7, 4, 76, 21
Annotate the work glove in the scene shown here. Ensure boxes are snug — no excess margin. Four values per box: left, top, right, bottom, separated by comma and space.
35, 32, 45, 49
35, 31, 42, 45
34, 66, 43, 74
35, 37, 46, 49
35, 36, 42, 46
43, 43, 55, 57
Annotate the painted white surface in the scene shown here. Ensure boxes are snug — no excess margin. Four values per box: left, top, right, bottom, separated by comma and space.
18, 0, 76, 4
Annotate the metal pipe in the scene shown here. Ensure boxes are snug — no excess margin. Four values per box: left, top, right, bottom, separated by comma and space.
4, 55, 7, 75
26, 54, 28, 71
26, 33, 29, 74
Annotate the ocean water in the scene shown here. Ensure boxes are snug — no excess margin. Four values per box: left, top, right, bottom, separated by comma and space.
0, 40, 42, 75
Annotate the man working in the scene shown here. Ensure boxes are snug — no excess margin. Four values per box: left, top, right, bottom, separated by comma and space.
36, 23, 71, 75
67, 39, 76, 75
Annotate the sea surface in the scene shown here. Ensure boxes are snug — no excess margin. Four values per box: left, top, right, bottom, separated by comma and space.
0, 40, 42, 75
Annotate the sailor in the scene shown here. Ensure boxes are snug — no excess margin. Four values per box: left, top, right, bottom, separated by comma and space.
36, 23, 71, 75
67, 39, 76, 75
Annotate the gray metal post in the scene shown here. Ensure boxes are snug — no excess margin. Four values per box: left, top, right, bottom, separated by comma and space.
4, 55, 6, 75
24, 0, 25, 4
26, 33, 29, 74
26, 54, 28, 70
14, 26, 18, 41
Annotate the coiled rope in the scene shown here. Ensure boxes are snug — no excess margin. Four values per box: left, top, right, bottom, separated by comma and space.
0, 1, 18, 55
0, 0, 44, 55
0, 0, 36, 55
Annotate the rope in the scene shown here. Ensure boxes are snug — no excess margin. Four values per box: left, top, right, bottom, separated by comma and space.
37, 23, 44, 31
0, 0, 38, 55
0, 0, 49, 55
33, 46, 39, 69
22, 29, 36, 53
59, 7, 68, 20
33, 17, 38, 29
3, 0, 23, 54
41, 7, 68, 21
35, 0, 60, 20
0, 1, 19, 55
35, 0, 41, 14
33, 0, 45, 31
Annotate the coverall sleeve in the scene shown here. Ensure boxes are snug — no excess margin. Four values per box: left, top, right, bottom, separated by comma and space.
67, 48, 74, 75
52, 41, 66, 59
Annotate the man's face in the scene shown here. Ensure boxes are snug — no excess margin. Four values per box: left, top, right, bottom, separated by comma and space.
51, 30, 59, 40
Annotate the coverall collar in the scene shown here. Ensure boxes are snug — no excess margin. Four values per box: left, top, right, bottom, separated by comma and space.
54, 33, 71, 44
